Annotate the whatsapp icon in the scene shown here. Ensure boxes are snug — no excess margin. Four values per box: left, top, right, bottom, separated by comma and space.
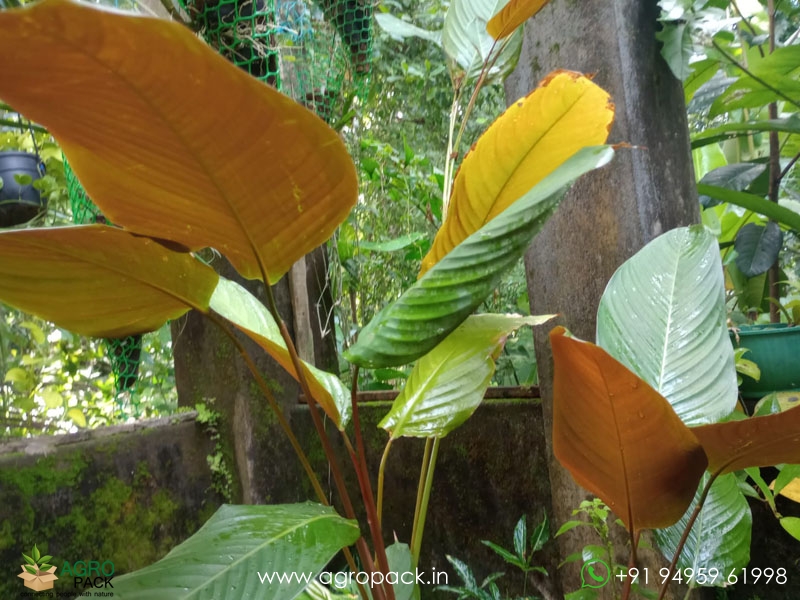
580, 558, 610, 588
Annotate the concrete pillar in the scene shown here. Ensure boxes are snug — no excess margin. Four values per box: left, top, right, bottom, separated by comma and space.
504, 1, 699, 596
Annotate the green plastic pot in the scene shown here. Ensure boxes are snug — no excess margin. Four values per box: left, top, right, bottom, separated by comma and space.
730, 324, 800, 398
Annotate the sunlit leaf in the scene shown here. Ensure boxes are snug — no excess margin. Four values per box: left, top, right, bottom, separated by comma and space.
442, 0, 523, 83
379, 314, 553, 438
550, 327, 708, 531
486, 0, 549, 40
597, 226, 737, 426
420, 71, 613, 275
375, 13, 442, 45
780, 517, 800, 541
209, 278, 351, 428
41, 388, 63, 409
112, 504, 360, 600
692, 406, 800, 474
0, 0, 357, 283
67, 408, 87, 428
0, 226, 218, 338
345, 146, 614, 368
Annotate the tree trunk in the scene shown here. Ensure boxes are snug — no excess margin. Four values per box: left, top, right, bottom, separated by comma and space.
504, 1, 700, 597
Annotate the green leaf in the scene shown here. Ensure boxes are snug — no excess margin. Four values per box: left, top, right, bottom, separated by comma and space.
656, 21, 694, 82
39, 563, 53, 571
19, 321, 46, 345
774, 464, 800, 496
113, 504, 360, 600
690, 115, 800, 149
41, 388, 63, 410
780, 516, 800, 541
692, 143, 727, 181
345, 146, 614, 368
481, 540, 524, 568
210, 278, 351, 428
513, 515, 526, 559
24, 565, 38, 575
655, 473, 751, 576
375, 13, 443, 45
530, 514, 549, 553
698, 163, 766, 208
32, 544, 40, 562
39, 555, 52, 564
554, 520, 584, 537
22, 552, 35, 566
597, 225, 737, 425
385, 542, 415, 600
14, 173, 33, 186
442, 0, 523, 84
734, 222, 783, 278
359, 233, 425, 253
378, 314, 553, 437
684, 58, 719, 104
67, 408, 87, 428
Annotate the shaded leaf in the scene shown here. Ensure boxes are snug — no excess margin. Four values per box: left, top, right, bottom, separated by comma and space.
550, 327, 708, 531
0, 0, 356, 283
0, 226, 218, 338
359, 233, 425, 252
530, 514, 549, 552
597, 226, 737, 426
734, 222, 783, 278
486, 0, 549, 40
421, 70, 613, 275
210, 278, 350, 428
698, 163, 766, 208
692, 405, 800, 474
691, 115, 800, 149
379, 314, 552, 437
442, 0, 523, 83
656, 22, 694, 82
385, 543, 414, 600
654, 473, 751, 577
513, 515, 526, 558
113, 504, 360, 600
345, 147, 613, 368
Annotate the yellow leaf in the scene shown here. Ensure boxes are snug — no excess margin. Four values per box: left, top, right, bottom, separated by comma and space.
67, 408, 87, 428
419, 70, 614, 276
487, 0, 550, 40
0, 0, 357, 283
777, 478, 800, 503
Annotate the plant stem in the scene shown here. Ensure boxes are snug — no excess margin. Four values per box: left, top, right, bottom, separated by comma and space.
657, 472, 720, 600
620, 530, 640, 600
767, 0, 782, 324
409, 437, 432, 556
261, 284, 380, 600
377, 438, 393, 525
410, 437, 441, 567
442, 87, 463, 219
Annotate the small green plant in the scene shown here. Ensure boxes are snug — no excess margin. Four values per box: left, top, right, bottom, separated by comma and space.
21, 543, 53, 575
437, 555, 506, 600
195, 400, 233, 502
482, 514, 549, 595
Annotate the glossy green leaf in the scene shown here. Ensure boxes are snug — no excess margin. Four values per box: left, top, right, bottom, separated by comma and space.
0, 0, 357, 284
442, 0, 523, 83
657, 22, 694, 82
551, 327, 708, 531
780, 517, 800, 541
654, 473, 751, 577
379, 314, 553, 437
697, 185, 800, 232
0, 226, 218, 338
698, 163, 766, 208
112, 504, 359, 600
690, 115, 800, 149
734, 222, 783, 277
597, 226, 737, 426
210, 278, 350, 428
345, 146, 613, 368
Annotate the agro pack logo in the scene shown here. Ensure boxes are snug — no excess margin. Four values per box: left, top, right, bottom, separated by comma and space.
18, 544, 58, 591
61, 559, 115, 590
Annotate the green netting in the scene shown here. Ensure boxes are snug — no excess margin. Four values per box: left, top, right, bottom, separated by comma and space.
181, 0, 374, 123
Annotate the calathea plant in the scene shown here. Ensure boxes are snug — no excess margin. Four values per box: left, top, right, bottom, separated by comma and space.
0, 0, 618, 598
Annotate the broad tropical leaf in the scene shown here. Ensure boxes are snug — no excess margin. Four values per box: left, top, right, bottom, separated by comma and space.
210, 278, 351, 428
734, 222, 783, 278
344, 146, 614, 368
420, 70, 613, 275
442, 0, 523, 83
692, 405, 800, 474
486, 0, 549, 40
690, 115, 800, 149
550, 327, 708, 531
597, 226, 737, 426
379, 314, 553, 438
654, 473, 751, 576
0, 0, 357, 283
0, 226, 218, 337
698, 163, 766, 208
112, 504, 360, 600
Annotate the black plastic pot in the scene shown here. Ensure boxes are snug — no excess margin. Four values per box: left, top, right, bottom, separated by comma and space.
0, 150, 46, 227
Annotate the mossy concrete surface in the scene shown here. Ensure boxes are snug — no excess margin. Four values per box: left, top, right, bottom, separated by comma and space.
0, 412, 221, 599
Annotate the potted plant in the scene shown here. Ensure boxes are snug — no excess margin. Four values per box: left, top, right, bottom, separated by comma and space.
0, 149, 46, 227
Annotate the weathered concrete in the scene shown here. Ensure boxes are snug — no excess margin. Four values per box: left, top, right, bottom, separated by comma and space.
0, 412, 221, 599
504, 1, 700, 597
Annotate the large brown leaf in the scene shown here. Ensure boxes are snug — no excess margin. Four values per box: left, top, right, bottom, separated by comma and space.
0, 226, 218, 337
692, 406, 800, 474
0, 0, 357, 283
551, 327, 708, 531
